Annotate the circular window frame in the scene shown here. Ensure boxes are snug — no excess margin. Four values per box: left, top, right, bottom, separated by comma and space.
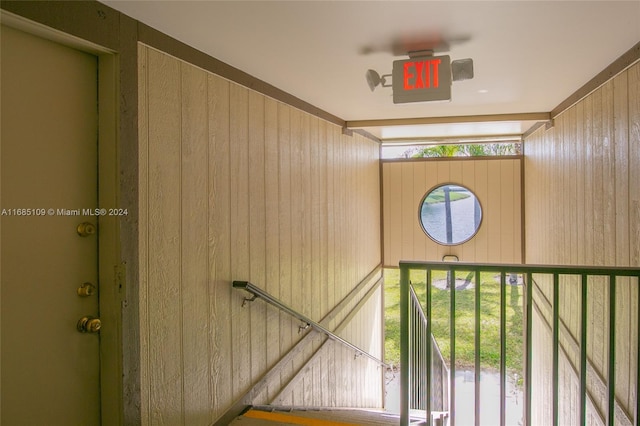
417, 182, 483, 246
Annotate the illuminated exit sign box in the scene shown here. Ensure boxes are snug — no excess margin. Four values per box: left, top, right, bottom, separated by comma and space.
392, 55, 452, 104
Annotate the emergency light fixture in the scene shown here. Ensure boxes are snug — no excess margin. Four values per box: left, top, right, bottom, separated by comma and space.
365, 69, 392, 92
367, 55, 473, 103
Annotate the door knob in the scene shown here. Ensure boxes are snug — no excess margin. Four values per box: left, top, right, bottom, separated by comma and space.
77, 316, 101, 333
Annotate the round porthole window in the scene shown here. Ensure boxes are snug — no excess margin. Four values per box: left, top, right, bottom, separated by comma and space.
418, 184, 482, 245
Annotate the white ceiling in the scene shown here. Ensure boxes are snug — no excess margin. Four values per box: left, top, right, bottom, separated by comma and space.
102, 0, 640, 141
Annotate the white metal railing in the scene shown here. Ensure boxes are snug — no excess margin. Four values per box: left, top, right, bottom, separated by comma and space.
409, 285, 449, 423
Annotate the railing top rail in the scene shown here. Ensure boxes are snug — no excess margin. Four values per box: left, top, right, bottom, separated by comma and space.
398, 261, 640, 276
233, 280, 389, 368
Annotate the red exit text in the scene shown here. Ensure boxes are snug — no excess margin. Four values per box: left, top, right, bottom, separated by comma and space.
403, 58, 442, 90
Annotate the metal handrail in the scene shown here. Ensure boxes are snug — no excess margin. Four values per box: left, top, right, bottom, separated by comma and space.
399, 261, 640, 426
233, 280, 389, 368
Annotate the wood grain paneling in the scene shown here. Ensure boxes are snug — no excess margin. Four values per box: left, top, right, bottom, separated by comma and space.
208, 71, 233, 418
146, 47, 183, 424
382, 158, 523, 266
264, 97, 281, 402
180, 59, 211, 425
525, 61, 640, 424
138, 44, 150, 424
138, 45, 383, 424
272, 277, 385, 407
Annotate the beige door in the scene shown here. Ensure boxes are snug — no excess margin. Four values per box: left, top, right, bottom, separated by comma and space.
1, 25, 101, 425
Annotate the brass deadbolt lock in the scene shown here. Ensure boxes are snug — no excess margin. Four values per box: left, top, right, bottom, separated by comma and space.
77, 222, 96, 237
77, 316, 101, 333
77, 282, 97, 297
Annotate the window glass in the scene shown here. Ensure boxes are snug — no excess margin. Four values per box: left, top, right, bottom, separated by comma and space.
381, 141, 521, 159
419, 184, 482, 245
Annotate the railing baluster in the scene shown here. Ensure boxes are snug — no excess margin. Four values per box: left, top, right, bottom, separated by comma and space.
413, 308, 416, 409
415, 304, 419, 409
400, 267, 410, 426
526, 272, 533, 426
500, 272, 506, 426
417, 305, 421, 409
410, 305, 415, 409
580, 274, 588, 426
552, 273, 560, 426
418, 307, 421, 411
637, 274, 640, 426
475, 269, 481, 426
420, 309, 424, 410
450, 269, 456, 426
608, 275, 616, 426
426, 269, 432, 424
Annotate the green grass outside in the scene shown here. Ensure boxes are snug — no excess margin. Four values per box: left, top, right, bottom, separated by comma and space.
424, 189, 469, 204
384, 268, 523, 377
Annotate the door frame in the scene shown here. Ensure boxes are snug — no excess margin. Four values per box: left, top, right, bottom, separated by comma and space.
1, 11, 123, 425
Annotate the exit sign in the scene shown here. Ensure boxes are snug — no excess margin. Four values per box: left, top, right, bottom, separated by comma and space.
392, 55, 451, 104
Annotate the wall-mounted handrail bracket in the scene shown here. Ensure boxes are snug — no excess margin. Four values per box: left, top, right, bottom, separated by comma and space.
241, 293, 258, 307
298, 322, 311, 334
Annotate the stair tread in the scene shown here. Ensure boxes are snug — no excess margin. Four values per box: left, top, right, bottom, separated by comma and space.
230, 407, 429, 425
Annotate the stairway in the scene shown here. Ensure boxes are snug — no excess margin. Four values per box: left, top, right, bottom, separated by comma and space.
230, 406, 429, 425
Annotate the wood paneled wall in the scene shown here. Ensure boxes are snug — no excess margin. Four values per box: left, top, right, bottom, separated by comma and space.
382, 158, 522, 266
138, 44, 382, 425
270, 281, 384, 407
525, 61, 640, 425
